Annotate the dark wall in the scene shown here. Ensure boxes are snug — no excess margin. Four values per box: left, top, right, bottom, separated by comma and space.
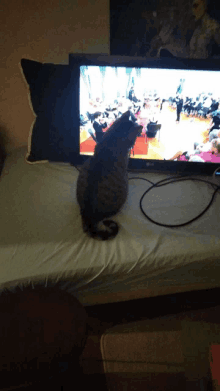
110, 0, 220, 56
110, 0, 158, 55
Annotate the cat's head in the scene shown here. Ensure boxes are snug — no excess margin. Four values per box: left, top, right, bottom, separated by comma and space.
98, 111, 143, 151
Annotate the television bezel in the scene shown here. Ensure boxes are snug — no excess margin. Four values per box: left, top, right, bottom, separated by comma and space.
69, 53, 220, 176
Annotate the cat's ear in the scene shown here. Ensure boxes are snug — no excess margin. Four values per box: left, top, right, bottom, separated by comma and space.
121, 111, 131, 120
110, 111, 131, 131
115, 110, 133, 126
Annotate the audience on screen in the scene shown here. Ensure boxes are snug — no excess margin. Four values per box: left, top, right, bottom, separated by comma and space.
81, 88, 220, 162
170, 138, 220, 163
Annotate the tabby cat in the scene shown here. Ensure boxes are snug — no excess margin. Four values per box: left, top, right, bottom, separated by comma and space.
76, 111, 142, 240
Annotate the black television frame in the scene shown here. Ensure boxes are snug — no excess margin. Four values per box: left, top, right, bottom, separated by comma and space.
69, 53, 220, 176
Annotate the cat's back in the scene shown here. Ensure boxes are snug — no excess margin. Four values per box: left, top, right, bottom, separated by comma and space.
76, 149, 129, 217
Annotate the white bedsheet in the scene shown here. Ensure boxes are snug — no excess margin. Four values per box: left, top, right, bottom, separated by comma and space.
0, 147, 220, 306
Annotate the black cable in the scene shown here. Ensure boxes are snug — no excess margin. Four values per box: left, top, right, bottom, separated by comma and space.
128, 174, 220, 228
127, 171, 193, 186
76, 163, 220, 228
128, 176, 155, 186
141, 176, 220, 228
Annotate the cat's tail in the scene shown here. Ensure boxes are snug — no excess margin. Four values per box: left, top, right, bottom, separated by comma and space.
83, 219, 119, 241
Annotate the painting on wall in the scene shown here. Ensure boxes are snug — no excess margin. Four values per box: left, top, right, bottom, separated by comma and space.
110, 0, 220, 59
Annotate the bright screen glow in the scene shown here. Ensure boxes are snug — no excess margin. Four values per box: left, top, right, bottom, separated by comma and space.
79, 65, 220, 163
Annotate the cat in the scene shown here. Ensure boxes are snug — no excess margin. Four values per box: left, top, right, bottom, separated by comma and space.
76, 110, 143, 240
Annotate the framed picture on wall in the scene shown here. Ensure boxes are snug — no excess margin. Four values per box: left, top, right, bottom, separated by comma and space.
110, 0, 220, 59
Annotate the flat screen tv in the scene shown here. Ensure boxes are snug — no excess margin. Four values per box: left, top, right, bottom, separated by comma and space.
69, 53, 220, 175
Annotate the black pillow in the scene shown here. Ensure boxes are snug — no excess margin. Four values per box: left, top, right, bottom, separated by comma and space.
21, 59, 77, 164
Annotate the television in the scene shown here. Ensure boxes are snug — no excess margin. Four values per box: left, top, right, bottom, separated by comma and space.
69, 53, 220, 176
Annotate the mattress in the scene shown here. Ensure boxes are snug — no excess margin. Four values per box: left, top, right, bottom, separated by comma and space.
0, 147, 220, 306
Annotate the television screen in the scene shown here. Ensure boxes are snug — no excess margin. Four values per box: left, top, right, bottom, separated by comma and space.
70, 54, 220, 175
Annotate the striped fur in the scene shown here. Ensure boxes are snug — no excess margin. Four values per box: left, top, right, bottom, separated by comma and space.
76, 111, 142, 240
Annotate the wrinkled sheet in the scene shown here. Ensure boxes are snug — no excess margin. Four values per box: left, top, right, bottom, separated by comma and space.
0, 147, 219, 306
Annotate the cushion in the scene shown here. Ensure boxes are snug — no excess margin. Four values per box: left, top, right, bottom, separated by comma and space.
21, 59, 77, 164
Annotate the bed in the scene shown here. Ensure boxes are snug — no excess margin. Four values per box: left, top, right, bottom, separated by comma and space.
0, 145, 220, 307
